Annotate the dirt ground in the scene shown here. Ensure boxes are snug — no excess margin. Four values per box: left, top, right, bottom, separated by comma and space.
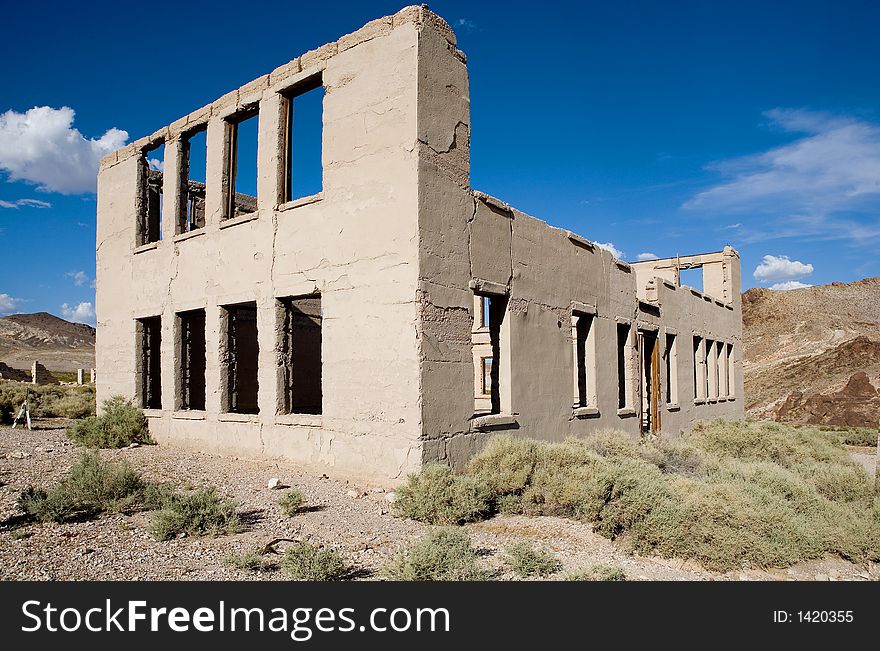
1, 421, 877, 581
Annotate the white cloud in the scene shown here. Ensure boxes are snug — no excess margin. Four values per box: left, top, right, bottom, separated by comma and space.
65, 270, 88, 287
594, 241, 624, 259
637, 252, 659, 261
770, 281, 813, 291
684, 109, 880, 243
61, 301, 95, 324
0, 198, 52, 209
0, 293, 23, 314
0, 106, 128, 194
148, 158, 163, 173
753, 254, 814, 281
456, 18, 478, 30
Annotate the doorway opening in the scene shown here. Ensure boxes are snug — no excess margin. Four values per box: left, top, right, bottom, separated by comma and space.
638, 330, 661, 434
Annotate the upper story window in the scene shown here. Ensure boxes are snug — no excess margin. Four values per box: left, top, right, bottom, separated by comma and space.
283, 76, 324, 203
179, 126, 207, 233
138, 141, 165, 245
223, 107, 259, 220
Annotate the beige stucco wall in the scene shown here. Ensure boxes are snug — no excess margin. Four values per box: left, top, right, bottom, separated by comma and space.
97, 6, 744, 483
97, 10, 427, 484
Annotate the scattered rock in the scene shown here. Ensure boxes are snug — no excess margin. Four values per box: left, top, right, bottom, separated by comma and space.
127, 442, 141, 449
345, 489, 361, 499
384, 491, 396, 503
267, 478, 282, 489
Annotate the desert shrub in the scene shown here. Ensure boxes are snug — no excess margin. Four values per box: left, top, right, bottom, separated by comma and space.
149, 488, 240, 541
496, 494, 523, 515
653, 439, 706, 477
393, 464, 492, 525
277, 489, 305, 517
504, 541, 562, 578
18, 451, 147, 522
282, 542, 350, 581
458, 423, 880, 572
36, 385, 96, 419
17, 485, 81, 523
468, 435, 540, 495
820, 426, 878, 448
0, 380, 96, 423
383, 527, 488, 581
224, 552, 274, 572
66, 396, 152, 448
565, 565, 627, 581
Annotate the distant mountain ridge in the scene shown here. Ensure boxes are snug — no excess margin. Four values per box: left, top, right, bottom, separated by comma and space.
2, 284, 879, 427
0, 312, 95, 371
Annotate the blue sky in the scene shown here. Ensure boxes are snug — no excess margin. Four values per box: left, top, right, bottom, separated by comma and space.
2, 0, 879, 324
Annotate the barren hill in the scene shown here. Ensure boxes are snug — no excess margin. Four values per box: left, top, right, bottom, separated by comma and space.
743, 278, 880, 426
0, 312, 95, 372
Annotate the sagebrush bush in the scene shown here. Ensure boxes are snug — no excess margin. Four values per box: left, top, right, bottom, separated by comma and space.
819, 426, 878, 448
18, 451, 147, 522
282, 542, 350, 580
277, 489, 305, 517
504, 541, 562, 578
149, 487, 241, 541
393, 464, 492, 525
66, 396, 152, 448
224, 552, 274, 572
565, 565, 627, 581
0, 379, 96, 423
400, 422, 880, 572
383, 527, 488, 581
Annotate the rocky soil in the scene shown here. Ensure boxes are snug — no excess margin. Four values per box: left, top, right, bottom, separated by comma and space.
1, 422, 877, 582
743, 278, 880, 426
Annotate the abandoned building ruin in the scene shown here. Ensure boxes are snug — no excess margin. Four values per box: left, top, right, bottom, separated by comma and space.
95, 6, 743, 483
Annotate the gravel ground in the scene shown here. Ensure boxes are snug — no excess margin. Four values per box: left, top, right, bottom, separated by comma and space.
1, 422, 877, 582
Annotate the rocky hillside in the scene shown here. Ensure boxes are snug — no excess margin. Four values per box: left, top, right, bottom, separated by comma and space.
743, 278, 880, 427
0, 312, 95, 372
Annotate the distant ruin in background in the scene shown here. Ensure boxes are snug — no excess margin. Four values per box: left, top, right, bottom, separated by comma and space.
96, 6, 743, 483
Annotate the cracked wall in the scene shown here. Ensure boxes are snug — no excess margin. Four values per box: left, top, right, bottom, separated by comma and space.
97, 6, 431, 484
97, 5, 743, 483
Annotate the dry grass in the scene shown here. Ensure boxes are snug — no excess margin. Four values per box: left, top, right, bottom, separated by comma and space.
565, 564, 627, 581
392, 464, 492, 525
18, 451, 148, 523
277, 489, 305, 517
383, 527, 488, 581
281, 542, 350, 581
148, 487, 241, 541
0, 379, 95, 423
504, 541, 562, 578
66, 396, 153, 448
390, 421, 880, 572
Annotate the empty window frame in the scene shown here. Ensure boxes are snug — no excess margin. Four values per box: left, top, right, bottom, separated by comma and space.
282, 77, 324, 202
665, 332, 678, 405
572, 312, 597, 408
221, 302, 259, 414
718, 341, 729, 398
136, 316, 162, 409
176, 309, 206, 411
706, 339, 718, 400
693, 335, 706, 401
727, 343, 735, 398
179, 127, 208, 233
223, 108, 259, 219
472, 293, 508, 415
480, 357, 493, 395
138, 142, 165, 245
277, 295, 323, 415
617, 322, 633, 410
